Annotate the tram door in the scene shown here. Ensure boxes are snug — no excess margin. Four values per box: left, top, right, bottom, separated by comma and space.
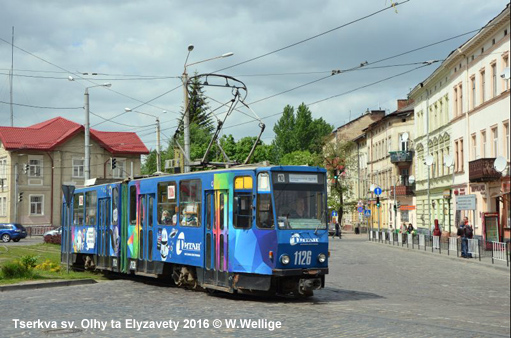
97, 198, 110, 268
138, 194, 155, 272
203, 190, 229, 287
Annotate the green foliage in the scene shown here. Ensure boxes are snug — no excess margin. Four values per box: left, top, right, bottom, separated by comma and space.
272, 103, 333, 163
280, 150, 320, 166
20, 254, 39, 269
1, 261, 36, 279
272, 105, 297, 162
183, 74, 214, 133
321, 139, 357, 223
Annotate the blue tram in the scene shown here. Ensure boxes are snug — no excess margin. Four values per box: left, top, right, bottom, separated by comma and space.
61, 165, 329, 296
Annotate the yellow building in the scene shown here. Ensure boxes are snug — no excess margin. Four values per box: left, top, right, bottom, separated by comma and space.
363, 100, 416, 231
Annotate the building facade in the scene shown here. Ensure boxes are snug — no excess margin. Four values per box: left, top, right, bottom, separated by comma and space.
0, 117, 149, 227
411, 4, 510, 236
364, 100, 416, 231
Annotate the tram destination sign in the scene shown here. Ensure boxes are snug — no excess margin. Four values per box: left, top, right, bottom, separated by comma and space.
456, 194, 476, 210
288, 174, 318, 184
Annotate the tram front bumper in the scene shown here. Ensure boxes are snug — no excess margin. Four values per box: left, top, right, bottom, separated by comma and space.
272, 268, 328, 276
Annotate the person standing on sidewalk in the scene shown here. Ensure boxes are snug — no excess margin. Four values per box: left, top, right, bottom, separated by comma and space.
459, 217, 469, 258
463, 221, 474, 258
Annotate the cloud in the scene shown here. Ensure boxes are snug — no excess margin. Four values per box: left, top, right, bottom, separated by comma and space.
0, 0, 508, 149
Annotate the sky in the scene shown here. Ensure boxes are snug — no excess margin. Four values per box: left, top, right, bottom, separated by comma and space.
0, 0, 509, 152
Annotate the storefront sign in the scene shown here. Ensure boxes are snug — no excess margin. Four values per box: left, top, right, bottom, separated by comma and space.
456, 194, 476, 210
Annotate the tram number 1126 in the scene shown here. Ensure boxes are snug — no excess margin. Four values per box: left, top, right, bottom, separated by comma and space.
294, 251, 312, 265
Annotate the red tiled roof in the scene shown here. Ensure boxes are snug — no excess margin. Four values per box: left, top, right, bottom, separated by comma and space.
0, 117, 149, 155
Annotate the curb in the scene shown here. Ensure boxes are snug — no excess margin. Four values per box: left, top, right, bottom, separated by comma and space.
365, 240, 511, 273
0, 278, 97, 292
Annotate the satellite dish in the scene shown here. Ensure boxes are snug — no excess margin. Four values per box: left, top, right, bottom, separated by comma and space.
443, 154, 454, 167
409, 175, 415, 184
501, 67, 510, 80
425, 155, 434, 166
401, 132, 409, 141
370, 184, 376, 192
494, 156, 507, 172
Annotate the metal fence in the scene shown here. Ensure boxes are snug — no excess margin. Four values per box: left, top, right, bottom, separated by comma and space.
448, 237, 458, 257
368, 229, 510, 267
24, 225, 55, 237
492, 242, 509, 266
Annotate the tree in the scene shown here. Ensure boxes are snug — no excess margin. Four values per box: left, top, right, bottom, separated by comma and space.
321, 139, 357, 226
180, 74, 214, 133
272, 105, 297, 162
280, 150, 319, 166
272, 103, 334, 163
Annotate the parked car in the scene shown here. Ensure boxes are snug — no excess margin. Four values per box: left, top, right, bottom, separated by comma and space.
0, 223, 28, 242
43, 226, 62, 237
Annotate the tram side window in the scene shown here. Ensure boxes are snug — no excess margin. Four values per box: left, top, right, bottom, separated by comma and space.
234, 193, 252, 229
85, 191, 97, 225
180, 180, 201, 227
73, 193, 84, 225
157, 182, 177, 226
129, 186, 137, 225
256, 194, 274, 229
111, 187, 118, 226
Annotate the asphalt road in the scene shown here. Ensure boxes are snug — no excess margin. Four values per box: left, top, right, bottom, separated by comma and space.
1, 236, 44, 247
0, 234, 509, 337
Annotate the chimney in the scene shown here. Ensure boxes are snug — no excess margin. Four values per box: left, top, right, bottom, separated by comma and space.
397, 99, 408, 110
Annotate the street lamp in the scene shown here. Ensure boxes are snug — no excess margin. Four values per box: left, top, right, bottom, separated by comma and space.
182, 45, 233, 172
68, 76, 111, 181
424, 155, 434, 230
125, 108, 166, 173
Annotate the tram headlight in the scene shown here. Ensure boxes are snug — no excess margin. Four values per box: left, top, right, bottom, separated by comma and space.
318, 253, 326, 263
280, 254, 290, 265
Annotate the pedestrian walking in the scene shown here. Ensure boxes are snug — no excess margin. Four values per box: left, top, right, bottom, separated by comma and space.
334, 222, 341, 239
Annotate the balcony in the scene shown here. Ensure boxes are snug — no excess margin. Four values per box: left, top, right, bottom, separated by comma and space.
469, 158, 501, 182
390, 151, 413, 163
390, 185, 414, 196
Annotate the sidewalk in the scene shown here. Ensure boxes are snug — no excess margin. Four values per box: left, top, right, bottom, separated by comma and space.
362, 234, 510, 272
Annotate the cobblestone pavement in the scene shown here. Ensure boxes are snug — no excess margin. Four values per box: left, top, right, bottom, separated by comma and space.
1, 234, 509, 337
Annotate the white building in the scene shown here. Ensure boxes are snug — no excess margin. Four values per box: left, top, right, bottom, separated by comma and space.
411, 4, 510, 238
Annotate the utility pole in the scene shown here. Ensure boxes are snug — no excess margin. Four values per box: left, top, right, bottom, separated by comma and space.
14, 163, 18, 223
182, 71, 191, 173
10, 27, 14, 127
156, 117, 161, 173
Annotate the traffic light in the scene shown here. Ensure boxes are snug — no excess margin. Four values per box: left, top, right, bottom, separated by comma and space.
111, 158, 117, 170
333, 169, 339, 180
376, 196, 381, 208
23, 164, 29, 174
18, 192, 23, 203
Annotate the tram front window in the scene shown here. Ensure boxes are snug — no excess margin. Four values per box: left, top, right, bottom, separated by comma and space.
274, 189, 326, 230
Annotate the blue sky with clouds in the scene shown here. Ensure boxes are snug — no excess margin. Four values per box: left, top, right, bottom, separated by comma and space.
0, 0, 509, 150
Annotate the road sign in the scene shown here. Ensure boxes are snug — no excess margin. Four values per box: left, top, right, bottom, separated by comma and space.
364, 209, 371, 217
374, 187, 382, 195
357, 206, 364, 213
456, 194, 476, 210
357, 200, 363, 207
331, 211, 338, 217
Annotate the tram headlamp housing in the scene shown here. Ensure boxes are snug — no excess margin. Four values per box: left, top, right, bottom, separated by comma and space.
318, 253, 326, 263
280, 254, 290, 265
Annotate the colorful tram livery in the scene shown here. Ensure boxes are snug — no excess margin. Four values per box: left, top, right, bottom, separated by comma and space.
61, 165, 329, 296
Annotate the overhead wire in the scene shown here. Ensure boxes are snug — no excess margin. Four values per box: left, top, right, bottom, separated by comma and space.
211, 0, 412, 74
